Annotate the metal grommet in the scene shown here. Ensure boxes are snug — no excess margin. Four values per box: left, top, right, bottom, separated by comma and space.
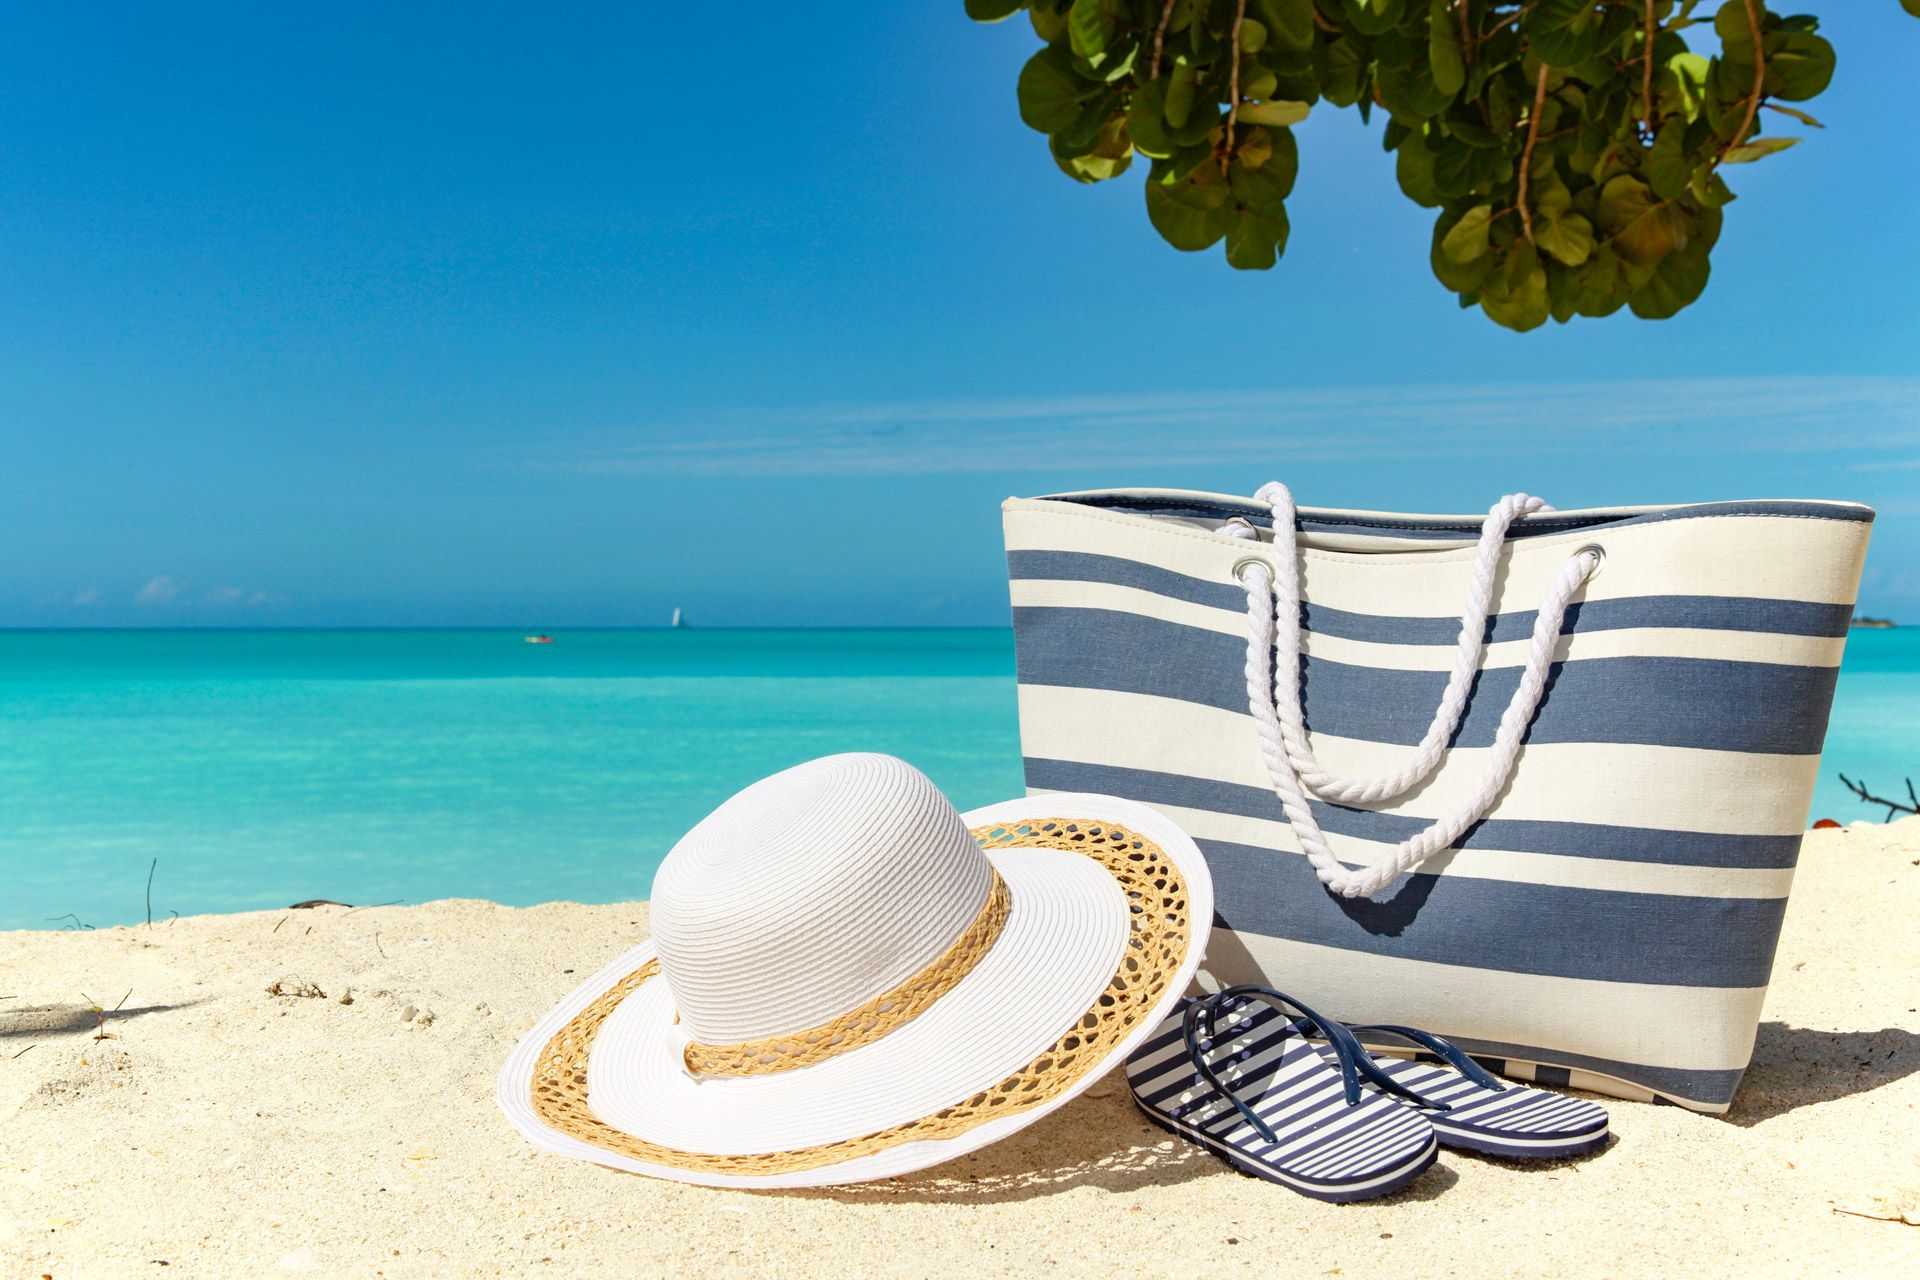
1576, 543, 1606, 573
1232, 556, 1270, 583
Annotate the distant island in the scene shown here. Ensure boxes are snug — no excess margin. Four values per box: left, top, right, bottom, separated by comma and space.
1851, 616, 1897, 629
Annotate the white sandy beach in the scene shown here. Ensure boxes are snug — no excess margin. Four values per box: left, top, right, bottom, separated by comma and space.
4, 818, 1917, 1279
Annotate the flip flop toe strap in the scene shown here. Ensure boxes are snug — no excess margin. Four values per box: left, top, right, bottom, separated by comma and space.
1188, 987, 1448, 1121
1344, 1023, 1510, 1094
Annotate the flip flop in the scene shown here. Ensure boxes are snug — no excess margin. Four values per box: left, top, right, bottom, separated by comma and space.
1342, 1024, 1611, 1160
1125, 989, 1438, 1203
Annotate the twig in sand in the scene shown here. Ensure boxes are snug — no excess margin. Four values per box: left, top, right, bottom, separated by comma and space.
1838, 773, 1920, 822
145, 858, 157, 928
1832, 1205, 1920, 1226
79, 989, 134, 1041
374, 931, 388, 959
273, 915, 289, 934
46, 912, 94, 931
10, 1044, 34, 1060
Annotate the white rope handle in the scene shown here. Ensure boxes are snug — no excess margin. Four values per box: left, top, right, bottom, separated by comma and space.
1227, 482, 1601, 899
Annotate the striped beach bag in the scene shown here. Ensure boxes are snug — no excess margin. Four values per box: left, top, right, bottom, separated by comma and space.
1003, 484, 1873, 1113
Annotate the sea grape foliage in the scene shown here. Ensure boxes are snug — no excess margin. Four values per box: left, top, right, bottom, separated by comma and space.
964, 1, 1891, 330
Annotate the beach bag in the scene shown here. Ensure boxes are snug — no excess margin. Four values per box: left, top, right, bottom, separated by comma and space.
1003, 483, 1873, 1113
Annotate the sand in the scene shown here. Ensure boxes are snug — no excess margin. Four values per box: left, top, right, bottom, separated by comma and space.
4, 819, 1918, 1279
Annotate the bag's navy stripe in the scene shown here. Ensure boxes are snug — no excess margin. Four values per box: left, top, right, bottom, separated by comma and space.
1195, 837, 1784, 989
1022, 757, 1806, 870
1012, 607, 1842, 756
1049, 493, 1874, 536
1007, 551, 1856, 640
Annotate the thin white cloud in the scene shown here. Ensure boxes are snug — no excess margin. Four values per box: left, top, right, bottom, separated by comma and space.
135, 575, 183, 606
71, 587, 102, 606
203, 585, 245, 605
548, 376, 1920, 477
247, 590, 279, 606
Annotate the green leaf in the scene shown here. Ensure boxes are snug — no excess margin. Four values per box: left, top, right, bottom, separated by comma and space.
1644, 121, 1692, 201
1030, 3, 1071, 44
1127, 80, 1177, 157
1432, 139, 1500, 198
1225, 206, 1289, 269
1242, 64, 1279, 101
1145, 172, 1233, 250
1903, 0, 1920, 17
1319, 36, 1367, 108
1661, 52, 1710, 118
1629, 237, 1712, 319
1535, 210, 1595, 267
1597, 175, 1686, 267
1395, 133, 1442, 207
1239, 18, 1268, 56
1052, 114, 1133, 183
1765, 103, 1826, 129
1376, 55, 1452, 121
1722, 135, 1799, 163
1571, 247, 1631, 317
1254, 0, 1316, 53
1479, 242, 1551, 332
1068, 0, 1126, 67
1343, 0, 1405, 37
1165, 61, 1198, 128
1017, 46, 1087, 134
1238, 98, 1312, 127
965, 0, 1025, 21
1440, 204, 1494, 264
1528, 0, 1608, 69
1765, 31, 1836, 101
1428, 0, 1466, 96
1230, 133, 1300, 212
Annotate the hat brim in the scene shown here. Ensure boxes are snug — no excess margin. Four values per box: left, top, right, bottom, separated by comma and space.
496, 793, 1213, 1189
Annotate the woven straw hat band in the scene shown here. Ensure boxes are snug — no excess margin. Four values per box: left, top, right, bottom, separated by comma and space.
680, 867, 1012, 1077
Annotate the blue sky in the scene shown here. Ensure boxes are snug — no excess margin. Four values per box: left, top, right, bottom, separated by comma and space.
2, 2, 1916, 627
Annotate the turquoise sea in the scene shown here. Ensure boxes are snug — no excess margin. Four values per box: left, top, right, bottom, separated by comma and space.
2, 627, 1916, 931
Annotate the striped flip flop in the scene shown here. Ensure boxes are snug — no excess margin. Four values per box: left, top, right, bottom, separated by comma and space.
1125, 989, 1438, 1203
1342, 1024, 1611, 1160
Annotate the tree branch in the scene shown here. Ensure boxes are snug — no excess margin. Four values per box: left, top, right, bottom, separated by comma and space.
1839, 773, 1920, 823
1641, 0, 1657, 138
1150, 0, 1179, 81
1716, 0, 1767, 166
1516, 62, 1549, 243
1220, 0, 1248, 174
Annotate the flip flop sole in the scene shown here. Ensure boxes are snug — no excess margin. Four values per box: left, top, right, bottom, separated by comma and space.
1136, 1098, 1440, 1203
1428, 1115, 1609, 1160
1365, 1056, 1612, 1161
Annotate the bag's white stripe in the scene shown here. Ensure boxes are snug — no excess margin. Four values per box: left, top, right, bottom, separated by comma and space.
1208, 932, 1765, 1076
1016, 683, 1821, 836
1004, 501, 1872, 611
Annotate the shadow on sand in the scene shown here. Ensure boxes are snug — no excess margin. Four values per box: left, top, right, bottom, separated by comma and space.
1721, 1021, 1920, 1127
0, 999, 210, 1040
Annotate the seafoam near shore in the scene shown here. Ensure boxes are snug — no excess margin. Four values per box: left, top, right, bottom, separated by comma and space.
4, 820, 1918, 1279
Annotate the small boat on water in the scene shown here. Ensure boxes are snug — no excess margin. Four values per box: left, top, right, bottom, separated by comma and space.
670, 607, 687, 629
524, 634, 555, 645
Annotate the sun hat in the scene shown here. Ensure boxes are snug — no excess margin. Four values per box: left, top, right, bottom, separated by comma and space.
496, 752, 1213, 1188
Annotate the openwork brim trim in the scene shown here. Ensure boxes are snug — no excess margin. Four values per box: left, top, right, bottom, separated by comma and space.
526, 818, 1192, 1178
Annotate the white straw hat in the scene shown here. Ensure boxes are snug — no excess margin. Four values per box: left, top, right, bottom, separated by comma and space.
497, 753, 1213, 1188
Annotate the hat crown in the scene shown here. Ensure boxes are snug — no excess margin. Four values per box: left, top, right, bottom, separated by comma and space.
650, 754, 991, 1045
